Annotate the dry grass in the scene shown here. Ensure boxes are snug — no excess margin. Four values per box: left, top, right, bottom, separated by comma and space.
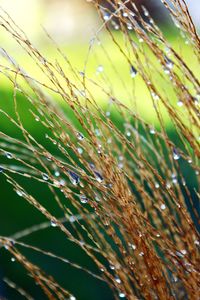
0, 0, 199, 299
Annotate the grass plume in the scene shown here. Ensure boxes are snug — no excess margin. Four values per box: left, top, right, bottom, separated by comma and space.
0, 0, 199, 299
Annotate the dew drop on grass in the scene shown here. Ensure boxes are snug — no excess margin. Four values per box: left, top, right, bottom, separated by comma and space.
16, 190, 24, 197
130, 65, 137, 78
77, 132, 84, 141
177, 100, 183, 107
79, 195, 88, 204
115, 277, 121, 284
119, 292, 126, 298
103, 12, 110, 21
165, 56, 174, 69
35, 116, 40, 122
77, 147, 83, 154
68, 171, 80, 185
0, 166, 4, 173
150, 128, 156, 134
51, 220, 57, 227
94, 171, 104, 183
70, 296, 76, 300
109, 265, 115, 270
42, 173, 49, 181
96, 65, 104, 73
54, 171, 60, 177
11, 257, 16, 262
160, 204, 166, 210
173, 148, 180, 160
5, 152, 13, 159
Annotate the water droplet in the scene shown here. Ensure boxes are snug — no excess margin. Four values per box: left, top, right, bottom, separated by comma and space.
35, 116, 40, 122
118, 163, 123, 169
177, 100, 183, 107
160, 204, 166, 210
70, 296, 76, 300
68, 171, 80, 185
51, 220, 57, 227
96, 65, 104, 73
173, 148, 180, 160
109, 265, 115, 270
79, 195, 88, 204
150, 128, 156, 134
119, 292, 126, 298
126, 131, 131, 137
0, 166, 4, 173
130, 65, 137, 78
16, 190, 24, 197
77, 132, 84, 141
127, 23, 133, 30
128, 243, 136, 250
77, 147, 83, 154
151, 92, 159, 100
54, 171, 60, 177
94, 171, 104, 183
69, 216, 76, 223
106, 111, 110, 117
115, 277, 121, 284
165, 56, 174, 69
103, 12, 110, 21
155, 182, 160, 189
95, 128, 101, 136
123, 12, 128, 17
11, 257, 16, 262
5, 152, 13, 159
42, 173, 49, 181
139, 251, 144, 256
194, 240, 199, 246
180, 249, 187, 255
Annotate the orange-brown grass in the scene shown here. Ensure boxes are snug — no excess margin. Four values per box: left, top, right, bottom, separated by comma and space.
0, 0, 199, 299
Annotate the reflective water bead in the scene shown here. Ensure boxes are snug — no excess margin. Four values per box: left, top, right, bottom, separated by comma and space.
96, 65, 104, 73
79, 195, 88, 204
68, 171, 80, 185
109, 265, 115, 270
5, 152, 13, 159
16, 190, 24, 197
0, 166, 4, 173
130, 65, 137, 78
69, 296, 76, 300
155, 182, 160, 189
35, 116, 40, 122
51, 220, 57, 227
119, 292, 126, 298
173, 148, 180, 160
11, 257, 16, 262
54, 171, 60, 177
77, 132, 84, 141
103, 12, 110, 21
115, 277, 121, 284
150, 128, 156, 134
165, 56, 174, 69
77, 147, 83, 155
42, 173, 49, 181
160, 204, 166, 210
94, 171, 104, 183
177, 100, 183, 107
